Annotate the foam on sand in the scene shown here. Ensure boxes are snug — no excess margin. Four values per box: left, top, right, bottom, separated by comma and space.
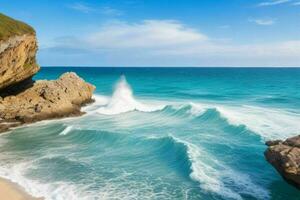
0, 177, 39, 200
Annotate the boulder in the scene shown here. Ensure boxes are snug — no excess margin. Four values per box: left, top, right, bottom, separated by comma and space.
0, 72, 95, 126
265, 135, 300, 189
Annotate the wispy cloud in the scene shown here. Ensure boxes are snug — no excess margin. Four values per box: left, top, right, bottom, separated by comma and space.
42, 20, 300, 67
68, 3, 122, 16
219, 25, 230, 29
292, 1, 300, 5
85, 20, 207, 49
249, 18, 275, 26
100, 6, 122, 16
257, 0, 290, 7
68, 2, 94, 13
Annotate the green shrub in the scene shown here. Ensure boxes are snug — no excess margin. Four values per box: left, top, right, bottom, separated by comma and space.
0, 13, 35, 41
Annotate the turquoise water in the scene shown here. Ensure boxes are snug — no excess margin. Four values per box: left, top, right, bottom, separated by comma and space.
1, 67, 300, 200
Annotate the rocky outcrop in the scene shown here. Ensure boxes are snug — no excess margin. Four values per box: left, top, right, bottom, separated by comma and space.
265, 135, 300, 189
0, 72, 95, 123
0, 14, 39, 90
0, 13, 95, 132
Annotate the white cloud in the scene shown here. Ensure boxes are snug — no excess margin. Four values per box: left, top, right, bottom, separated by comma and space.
86, 20, 207, 49
157, 40, 300, 58
248, 18, 275, 26
100, 6, 123, 16
257, 0, 291, 7
68, 3, 122, 16
292, 1, 300, 5
68, 3, 94, 13
43, 20, 300, 67
219, 25, 230, 29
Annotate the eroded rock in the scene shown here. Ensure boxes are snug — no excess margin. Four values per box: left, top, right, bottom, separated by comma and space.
0, 72, 95, 128
0, 16, 39, 90
265, 135, 300, 189
0, 13, 95, 133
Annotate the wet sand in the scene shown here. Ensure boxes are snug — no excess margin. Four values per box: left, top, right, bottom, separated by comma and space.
0, 177, 43, 200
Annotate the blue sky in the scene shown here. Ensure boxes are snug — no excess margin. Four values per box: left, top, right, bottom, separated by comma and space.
1, 0, 300, 67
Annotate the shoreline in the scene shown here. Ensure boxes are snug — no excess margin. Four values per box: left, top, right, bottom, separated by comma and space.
0, 177, 43, 200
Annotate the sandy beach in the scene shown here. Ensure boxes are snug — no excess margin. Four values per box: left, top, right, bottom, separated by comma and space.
0, 178, 42, 200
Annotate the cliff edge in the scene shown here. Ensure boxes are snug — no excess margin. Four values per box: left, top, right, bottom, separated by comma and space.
0, 13, 39, 90
0, 13, 95, 132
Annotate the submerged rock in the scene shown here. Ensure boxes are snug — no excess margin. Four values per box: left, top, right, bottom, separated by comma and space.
265, 135, 300, 189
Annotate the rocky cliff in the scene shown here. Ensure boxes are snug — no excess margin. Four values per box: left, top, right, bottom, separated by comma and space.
265, 136, 300, 189
0, 13, 39, 90
0, 13, 95, 132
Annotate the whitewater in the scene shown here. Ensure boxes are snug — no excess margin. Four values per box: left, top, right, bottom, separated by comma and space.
0, 67, 300, 200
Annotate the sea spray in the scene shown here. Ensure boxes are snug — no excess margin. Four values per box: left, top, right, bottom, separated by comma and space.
1, 67, 300, 200
97, 76, 164, 115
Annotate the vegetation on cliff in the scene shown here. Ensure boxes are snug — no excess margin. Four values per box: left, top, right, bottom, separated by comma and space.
0, 13, 39, 90
0, 13, 35, 41
0, 13, 95, 133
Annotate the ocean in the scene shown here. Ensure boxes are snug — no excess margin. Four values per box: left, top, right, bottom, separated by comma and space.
0, 67, 300, 200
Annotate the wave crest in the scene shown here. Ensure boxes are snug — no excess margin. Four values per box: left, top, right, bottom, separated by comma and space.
148, 135, 269, 200
163, 103, 300, 141
97, 76, 164, 115
59, 126, 73, 136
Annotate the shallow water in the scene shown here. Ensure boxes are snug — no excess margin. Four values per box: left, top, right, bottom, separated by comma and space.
1, 67, 300, 200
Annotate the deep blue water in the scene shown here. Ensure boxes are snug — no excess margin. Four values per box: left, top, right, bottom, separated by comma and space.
0, 67, 300, 200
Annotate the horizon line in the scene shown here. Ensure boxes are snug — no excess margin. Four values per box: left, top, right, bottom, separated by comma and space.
41, 66, 300, 68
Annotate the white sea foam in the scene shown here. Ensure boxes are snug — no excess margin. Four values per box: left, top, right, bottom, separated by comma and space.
81, 94, 109, 114
59, 126, 73, 136
181, 102, 300, 141
93, 95, 110, 105
88, 93, 300, 141
216, 105, 300, 140
0, 158, 185, 200
172, 137, 270, 200
173, 137, 242, 200
97, 76, 165, 115
0, 158, 95, 200
1, 78, 297, 200
187, 102, 207, 116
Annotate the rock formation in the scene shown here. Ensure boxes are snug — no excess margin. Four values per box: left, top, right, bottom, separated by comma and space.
0, 13, 95, 133
265, 135, 300, 189
0, 13, 39, 90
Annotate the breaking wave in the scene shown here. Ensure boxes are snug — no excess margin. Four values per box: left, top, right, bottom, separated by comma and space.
0, 131, 269, 200
97, 76, 165, 115
59, 126, 73, 136
1, 73, 299, 200
146, 135, 269, 200
85, 76, 300, 141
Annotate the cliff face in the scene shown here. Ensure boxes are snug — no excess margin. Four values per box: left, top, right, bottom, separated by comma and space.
265, 136, 300, 189
0, 13, 95, 133
0, 34, 39, 90
0, 13, 39, 90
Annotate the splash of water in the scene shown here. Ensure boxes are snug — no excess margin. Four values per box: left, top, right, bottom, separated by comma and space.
97, 76, 164, 115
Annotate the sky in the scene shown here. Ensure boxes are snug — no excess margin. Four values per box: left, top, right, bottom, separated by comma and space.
1, 0, 300, 67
